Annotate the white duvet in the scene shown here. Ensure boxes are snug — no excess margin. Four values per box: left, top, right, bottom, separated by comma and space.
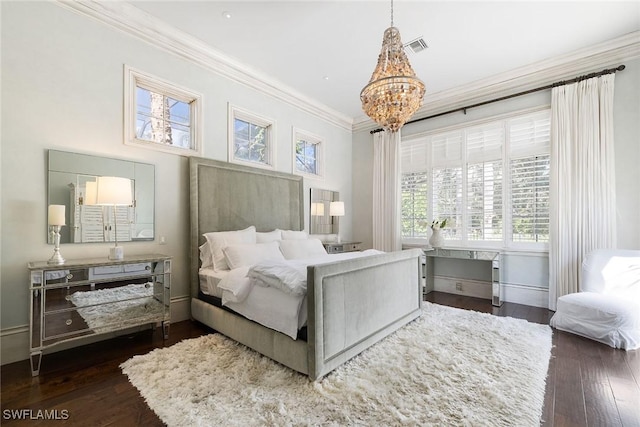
216, 250, 383, 339
218, 249, 383, 303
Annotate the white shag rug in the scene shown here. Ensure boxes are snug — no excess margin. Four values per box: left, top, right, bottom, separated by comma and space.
121, 303, 552, 426
69, 283, 164, 332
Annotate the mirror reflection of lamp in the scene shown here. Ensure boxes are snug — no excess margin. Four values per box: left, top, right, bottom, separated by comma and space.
95, 176, 132, 260
47, 205, 66, 264
311, 202, 325, 216
329, 201, 345, 243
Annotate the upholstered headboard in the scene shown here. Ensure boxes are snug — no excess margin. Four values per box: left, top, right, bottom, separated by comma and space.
189, 157, 304, 296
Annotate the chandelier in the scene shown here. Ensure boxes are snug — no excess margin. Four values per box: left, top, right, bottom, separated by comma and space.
360, 0, 425, 132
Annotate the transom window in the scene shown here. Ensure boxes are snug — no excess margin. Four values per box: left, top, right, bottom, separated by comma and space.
228, 105, 275, 169
401, 109, 551, 250
293, 128, 323, 177
124, 66, 202, 155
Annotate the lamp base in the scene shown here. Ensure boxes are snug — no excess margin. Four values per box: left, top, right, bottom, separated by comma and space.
47, 225, 65, 265
47, 250, 65, 265
109, 246, 124, 260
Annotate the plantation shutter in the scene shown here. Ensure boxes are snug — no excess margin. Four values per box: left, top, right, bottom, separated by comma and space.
401, 137, 429, 173
401, 171, 429, 237
466, 124, 504, 241
431, 132, 463, 239
400, 137, 429, 237
509, 111, 551, 243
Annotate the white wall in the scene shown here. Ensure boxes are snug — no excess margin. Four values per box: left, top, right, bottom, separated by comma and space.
352, 58, 640, 307
0, 2, 352, 363
612, 59, 640, 248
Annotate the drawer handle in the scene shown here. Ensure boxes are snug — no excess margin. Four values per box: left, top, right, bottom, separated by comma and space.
66, 273, 73, 280
145, 265, 151, 271
65, 319, 72, 326
65, 295, 71, 301
145, 283, 151, 289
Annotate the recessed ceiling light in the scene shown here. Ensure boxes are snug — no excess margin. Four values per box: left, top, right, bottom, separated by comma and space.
323, 76, 330, 81
222, 11, 232, 19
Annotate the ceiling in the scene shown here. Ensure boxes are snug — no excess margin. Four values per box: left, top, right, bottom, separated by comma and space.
131, 1, 640, 121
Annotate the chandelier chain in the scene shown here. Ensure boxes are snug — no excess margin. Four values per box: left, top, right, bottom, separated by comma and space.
390, 0, 394, 27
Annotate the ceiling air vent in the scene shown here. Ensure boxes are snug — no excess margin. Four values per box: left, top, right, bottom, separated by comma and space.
404, 37, 428, 54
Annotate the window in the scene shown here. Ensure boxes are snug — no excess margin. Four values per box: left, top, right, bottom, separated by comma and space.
465, 124, 504, 242
509, 114, 551, 243
124, 66, 202, 155
228, 105, 275, 168
293, 128, 323, 177
401, 171, 429, 237
400, 109, 551, 249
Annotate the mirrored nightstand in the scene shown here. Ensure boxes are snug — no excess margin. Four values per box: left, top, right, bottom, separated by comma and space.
323, 242, 362, 254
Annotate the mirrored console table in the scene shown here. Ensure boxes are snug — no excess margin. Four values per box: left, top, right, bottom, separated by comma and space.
28, 254, 171, 376
421, 248, 502, 307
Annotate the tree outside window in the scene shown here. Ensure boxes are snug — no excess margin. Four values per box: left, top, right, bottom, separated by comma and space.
125, 66, 201, 156
228, 105, 275, 169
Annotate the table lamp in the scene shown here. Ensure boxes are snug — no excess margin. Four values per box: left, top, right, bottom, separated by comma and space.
47, 204, 66, 264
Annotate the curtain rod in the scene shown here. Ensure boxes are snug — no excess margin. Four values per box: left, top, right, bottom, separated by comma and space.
369, 64, 626, 134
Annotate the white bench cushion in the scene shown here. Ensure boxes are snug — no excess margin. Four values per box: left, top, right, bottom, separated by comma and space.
550, 292, 640, 350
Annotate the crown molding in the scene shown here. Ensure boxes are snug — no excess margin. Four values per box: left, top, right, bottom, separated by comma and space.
56, 0, 354, 131
353, 31, 640, 133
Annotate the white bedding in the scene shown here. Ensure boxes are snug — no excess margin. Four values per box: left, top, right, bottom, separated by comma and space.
198, 268, 227, 298
215, 250, 383, 339
199, 267, 306, 339
225, 288, 307, 340
250, 249, 383, 296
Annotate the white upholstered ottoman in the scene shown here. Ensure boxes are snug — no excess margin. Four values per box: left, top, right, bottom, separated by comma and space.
550, 249, 640, 350
550, 291, 640, 350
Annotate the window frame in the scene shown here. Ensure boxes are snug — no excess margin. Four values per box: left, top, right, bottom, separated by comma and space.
227, 104, 276, 170
124, 65, 202, 156
401, 170, 430, 242
292, 127, 323, 179
400, 107, 551, 252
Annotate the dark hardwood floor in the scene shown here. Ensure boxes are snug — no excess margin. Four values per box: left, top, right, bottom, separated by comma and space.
2, 292, 638, 426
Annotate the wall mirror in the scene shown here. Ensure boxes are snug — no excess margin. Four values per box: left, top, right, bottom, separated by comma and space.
47, 150, 155, 244
310, 188, 338, 235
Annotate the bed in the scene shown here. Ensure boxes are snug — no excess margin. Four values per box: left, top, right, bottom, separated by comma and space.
189, 157, 422, 380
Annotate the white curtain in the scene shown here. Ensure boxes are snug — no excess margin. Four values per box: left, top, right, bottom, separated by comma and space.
373, 130, 402, 252
549, 74, 617, 310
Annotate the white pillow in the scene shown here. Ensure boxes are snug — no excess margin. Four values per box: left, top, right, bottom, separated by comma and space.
279, 239, 328, 260
256, 229, 282, 243
199, 242, 214, 269
280, 229, 308, 240
203, 226, 257, 271
223, 242, 285, 270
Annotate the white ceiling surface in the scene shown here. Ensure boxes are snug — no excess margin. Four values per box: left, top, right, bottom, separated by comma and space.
132, 1, 640, 121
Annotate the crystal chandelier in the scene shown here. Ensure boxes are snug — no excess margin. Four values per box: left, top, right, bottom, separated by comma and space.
360, 0, 425, 132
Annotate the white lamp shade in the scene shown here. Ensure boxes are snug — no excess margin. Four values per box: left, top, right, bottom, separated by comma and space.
311, 202, 325, 216
95, 176, 132, 206
84, 181, 97, 206
330, 201, 345, 217
48, 205, 66, 226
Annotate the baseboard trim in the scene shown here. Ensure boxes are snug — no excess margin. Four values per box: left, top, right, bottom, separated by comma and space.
1, 325, 30, 366
433, 276, 492, 300
1, 296, 192, 366
431, 276, 550, 309
170, 295, 190, 323
501, 283, 549, 309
